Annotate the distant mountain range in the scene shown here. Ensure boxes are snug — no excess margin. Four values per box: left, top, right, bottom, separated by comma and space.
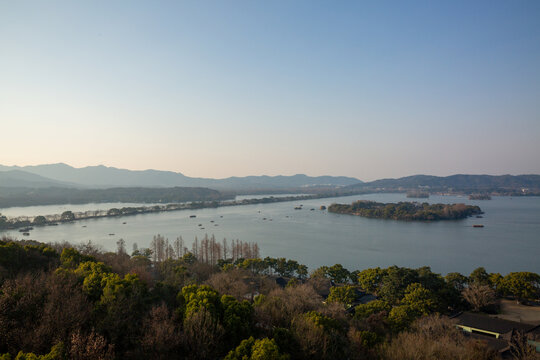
347, 174, 540, 192
0, 164, 360, 190
1, 164, 539, 194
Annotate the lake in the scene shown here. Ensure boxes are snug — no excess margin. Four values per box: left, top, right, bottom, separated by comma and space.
2, 193, 539, 275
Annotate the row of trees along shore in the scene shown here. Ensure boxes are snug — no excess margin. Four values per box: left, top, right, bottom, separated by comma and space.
328, 200, 482, 221
0, 236, 539, 359
0, 193, 345, 231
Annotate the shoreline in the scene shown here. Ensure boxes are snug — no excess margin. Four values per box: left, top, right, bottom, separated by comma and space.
0, 192, 356, 231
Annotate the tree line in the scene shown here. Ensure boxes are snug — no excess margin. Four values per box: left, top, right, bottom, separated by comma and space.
0, 193, 337, 231
0, 186, 232, 208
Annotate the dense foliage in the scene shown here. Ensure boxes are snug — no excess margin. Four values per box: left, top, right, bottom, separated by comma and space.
0, 238, 538, 359
328, 201, 482, 221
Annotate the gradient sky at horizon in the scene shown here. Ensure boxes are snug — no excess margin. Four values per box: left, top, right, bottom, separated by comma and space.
1, 1, 539, 181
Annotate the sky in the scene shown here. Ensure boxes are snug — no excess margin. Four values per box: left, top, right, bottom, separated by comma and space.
1, 1, 539, 181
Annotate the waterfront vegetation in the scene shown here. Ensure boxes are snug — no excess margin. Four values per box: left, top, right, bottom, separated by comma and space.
405, 191, 429, 198
1, 237, 539, 359
0, 187, 232, 208
469, 194, 493, 200
328, 201, 482, 221
0, 194, 334, 231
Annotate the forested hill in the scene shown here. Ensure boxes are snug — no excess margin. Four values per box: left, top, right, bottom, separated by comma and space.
0, 186, 229, 208
346, 174, 540, 193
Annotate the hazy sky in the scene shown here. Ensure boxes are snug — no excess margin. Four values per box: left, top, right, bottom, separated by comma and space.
1, 1, 539, 180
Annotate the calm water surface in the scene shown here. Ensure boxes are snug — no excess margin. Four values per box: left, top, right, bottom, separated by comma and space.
2, 194, 539, 275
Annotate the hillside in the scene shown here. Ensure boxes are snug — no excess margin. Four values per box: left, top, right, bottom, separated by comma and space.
0, 186, 229, 208
346, 174, 540, 193
0, 170, 76, 188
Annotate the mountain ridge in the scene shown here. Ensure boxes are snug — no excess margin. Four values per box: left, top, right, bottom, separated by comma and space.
347, 174, 540, 191
0, 163, 361, 190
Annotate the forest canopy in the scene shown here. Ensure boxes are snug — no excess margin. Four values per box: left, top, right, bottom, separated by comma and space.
0, 237, 538, 359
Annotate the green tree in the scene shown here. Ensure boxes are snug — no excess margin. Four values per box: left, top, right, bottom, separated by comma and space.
239, 258, 267, 275
296, 265, 308, 280
221, 295, 253, 344
251, 338, 289, 360
60, 211, 75, 222
59, 248, 95, 269
311, 266, 329, 279
401, 283, 436, 316
327, 285, 356, 306
377, 266, 418, 304
445, 272, 468, 292
489, 273, 504, 293
357, 267, 386, 293
225, 337, 289, 360
179, 284, 221, 319
32, 216, 47, 226
354, 299, 391, 320
501, 272, 540, 303
5, 342, 64, 360
327, 264, 351, 284
388, 305, 416, 332
469, 267, 490, 286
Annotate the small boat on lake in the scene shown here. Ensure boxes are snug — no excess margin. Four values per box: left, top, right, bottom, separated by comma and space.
22, 232, 30, 236
109, 233, 115, 235
473, 224, 484, 228
190, 215, 196, 218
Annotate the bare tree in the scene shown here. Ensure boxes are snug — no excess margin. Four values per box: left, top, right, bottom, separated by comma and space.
140, 304, 181, 359
70, 329, 115, 360
462, 284, 497, 312
510, 330, 540, 360
116, 238, 126, 256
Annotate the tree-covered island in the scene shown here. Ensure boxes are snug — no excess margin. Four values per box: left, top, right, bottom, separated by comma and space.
328, 201, 482, 221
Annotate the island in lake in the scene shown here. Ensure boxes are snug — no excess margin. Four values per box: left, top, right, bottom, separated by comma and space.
328, 200, 482, 221
469, 194, 492, 200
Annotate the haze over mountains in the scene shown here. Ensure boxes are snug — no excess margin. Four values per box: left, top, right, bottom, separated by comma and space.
347, 174, 540, 191
0, 163, 361, 190
1, 164, 539, 209
1, 163, 539, 193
